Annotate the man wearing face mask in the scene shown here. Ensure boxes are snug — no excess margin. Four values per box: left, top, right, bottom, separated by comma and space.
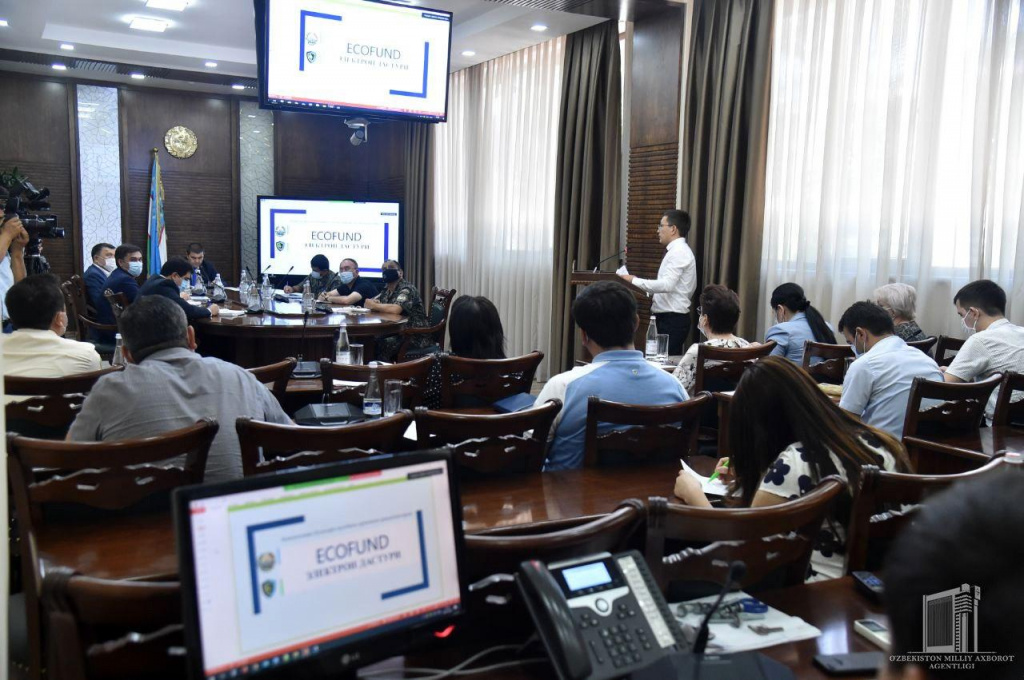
321, 258, 378, 306
83, 242, 116, 320
364, 259, 430, 361
837, 301, 942, 437
283, 254, 342, 298
944, 279, 1024, 421
94, 243, 145, 339
139, 257, 218, 321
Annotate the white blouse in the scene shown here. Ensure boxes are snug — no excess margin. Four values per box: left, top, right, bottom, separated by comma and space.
672, 337, 751, 393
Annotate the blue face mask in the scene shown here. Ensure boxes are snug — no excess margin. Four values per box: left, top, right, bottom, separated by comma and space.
310, 271, 322, 280
340, 271, 355, 285
179, 278, 189, 292
128, 261, 143, 277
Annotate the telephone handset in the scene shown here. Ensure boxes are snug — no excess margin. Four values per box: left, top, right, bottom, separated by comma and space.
517, 550, 685, 680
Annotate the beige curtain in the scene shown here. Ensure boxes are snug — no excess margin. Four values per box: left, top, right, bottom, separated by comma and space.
679, 0, 774, 340
404, 122, 434, 298
550, 21, 623, 373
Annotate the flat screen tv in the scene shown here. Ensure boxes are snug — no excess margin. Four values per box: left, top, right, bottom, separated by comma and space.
254, 0, 453, 122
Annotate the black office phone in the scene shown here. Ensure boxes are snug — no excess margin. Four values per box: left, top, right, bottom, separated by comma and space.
517, 550, 685, 680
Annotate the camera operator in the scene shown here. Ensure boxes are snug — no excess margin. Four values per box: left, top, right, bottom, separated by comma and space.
0, 215, 29, 333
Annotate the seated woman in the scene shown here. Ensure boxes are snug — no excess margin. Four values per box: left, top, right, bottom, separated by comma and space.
672, 356, 910, 581
765, 282, 836, 364
363, 260, 431, 362
673, 284, 750, 394
423, 295, 507, 408
873, 282, 927, 342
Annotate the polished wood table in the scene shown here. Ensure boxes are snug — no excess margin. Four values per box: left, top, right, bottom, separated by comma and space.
193, 302, 406, 368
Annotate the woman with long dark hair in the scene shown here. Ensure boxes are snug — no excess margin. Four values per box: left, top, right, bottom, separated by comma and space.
448, 295, 506, 359
766, 282, 836, 364
673, 356, 910, 580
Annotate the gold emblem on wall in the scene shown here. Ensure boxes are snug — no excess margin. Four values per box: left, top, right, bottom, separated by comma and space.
164, 125, 198, 159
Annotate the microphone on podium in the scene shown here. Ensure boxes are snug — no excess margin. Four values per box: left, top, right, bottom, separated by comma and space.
593, 248, 626, 273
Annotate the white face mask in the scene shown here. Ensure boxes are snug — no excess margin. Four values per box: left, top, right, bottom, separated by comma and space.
102, 257, 116, 273
698, 316, 708, 339
961, 310, 978, 336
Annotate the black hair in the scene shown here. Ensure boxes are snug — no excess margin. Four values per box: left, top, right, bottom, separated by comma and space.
883, 473, 1024, 678
662, 209, 691, 238
115, 243, 142, 263
448, 296, 506, 360
186, 242, 204, 254
837, 301, 895, 337
310, 254, 330, 271
118, 295, 189, 362
572, 281, 638, 348
699, 284, 741, 334
90, 242, 114, 258
5, 274, 64, 331
160, 258, 192, 278
954, 279, 1006, 316
770, 282, 836, 344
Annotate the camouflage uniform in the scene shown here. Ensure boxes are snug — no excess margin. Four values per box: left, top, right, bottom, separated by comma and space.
376, 279, 432, 361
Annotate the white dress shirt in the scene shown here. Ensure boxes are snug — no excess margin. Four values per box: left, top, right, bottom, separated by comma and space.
2, 328, 103, 403
946, 318, 1024, 418
631, 237, 697, 314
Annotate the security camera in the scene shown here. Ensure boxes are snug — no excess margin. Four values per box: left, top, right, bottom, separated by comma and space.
346, 118, 369, 146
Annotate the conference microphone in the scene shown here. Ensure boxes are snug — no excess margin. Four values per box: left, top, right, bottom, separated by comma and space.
593, 248, 627, 273
692, 560, 746, 655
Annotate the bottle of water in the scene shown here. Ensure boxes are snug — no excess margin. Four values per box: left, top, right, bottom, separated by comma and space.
645, 317, 659, 357
112, 333, 126, 367
363, 362, 382, 417
336, 328, 352, 365
239, 269, 251, 298
302, 281, 314, 313
261, 275, 273, 311
212, 274, 226, 302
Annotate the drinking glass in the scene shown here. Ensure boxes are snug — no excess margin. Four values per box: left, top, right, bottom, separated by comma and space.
383, 379, 404, 416
350, 343, 364, 366
656, 334, 670, 363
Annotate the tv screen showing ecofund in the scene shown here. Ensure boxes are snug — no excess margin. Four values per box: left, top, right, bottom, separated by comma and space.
257, 0, 453, 122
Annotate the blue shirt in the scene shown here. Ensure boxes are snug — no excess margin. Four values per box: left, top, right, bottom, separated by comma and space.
839, 335, 943, 437
535, 350, 689, 471
766, 312, 834, 364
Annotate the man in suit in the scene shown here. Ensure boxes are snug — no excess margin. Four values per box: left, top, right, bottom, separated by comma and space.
93, 243, 144, 343
83, 242, 116, 320
139, 257, 219, 322
186, 242, 219, 287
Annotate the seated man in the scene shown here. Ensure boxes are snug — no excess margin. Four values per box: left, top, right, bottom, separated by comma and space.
284, 254, 342, 298
96, 243, 144, 332
882, 473, 1024, 680
3, 273, 102, 383
322, 258, 378, 306
536, 281, 689, 470
68, 296, 291, 483
186, 242, 219, 287
943, 279, 1024, 420
83, 242, 116, 317
139, 257, 219, 321
364, 260, 431, 361
838, 301, 943, 437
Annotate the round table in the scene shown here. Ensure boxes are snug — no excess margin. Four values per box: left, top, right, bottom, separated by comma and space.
194, 301, 406, 367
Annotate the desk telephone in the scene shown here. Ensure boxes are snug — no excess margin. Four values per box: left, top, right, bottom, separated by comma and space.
517, 550, 685, 680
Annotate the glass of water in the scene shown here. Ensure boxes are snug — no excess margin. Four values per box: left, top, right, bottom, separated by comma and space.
656, 334, 670, 363
349, 343, 364, 366
383, 379, 403, 416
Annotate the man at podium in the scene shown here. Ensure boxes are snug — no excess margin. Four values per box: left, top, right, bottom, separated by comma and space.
619, 209, 696, 354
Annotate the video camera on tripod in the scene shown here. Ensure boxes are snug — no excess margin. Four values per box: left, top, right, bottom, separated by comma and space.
1, 168, 65, 275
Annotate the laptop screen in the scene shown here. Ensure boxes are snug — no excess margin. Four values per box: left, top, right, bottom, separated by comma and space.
180, 455, 463, 679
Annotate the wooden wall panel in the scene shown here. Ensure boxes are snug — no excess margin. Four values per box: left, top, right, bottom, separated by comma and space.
119, 88, 240, 280
629, 6, 685, 148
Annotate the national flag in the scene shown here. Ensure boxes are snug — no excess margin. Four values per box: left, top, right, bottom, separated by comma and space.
146, 150, 167, 276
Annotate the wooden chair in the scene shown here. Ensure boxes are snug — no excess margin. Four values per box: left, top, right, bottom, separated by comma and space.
644, 477, 845, 593
801, 341, 854, 385
41, 566, 184, 680
395, 287, 457, 362
934, 335, 965, 367
845, 458, 1007, 574
5, 366, 124, 439
247, 357, 297, 404
7, 420, 217, 680
413, 400, 561, 475
438, 351, 544, 409
993, 371, 1024, 427
693, 341, 776, 393
61, 277, 116, 355
236, 411, 412, 476
319, 355, 433, 408
906, 336, 937, 356
102, 289, 129, 322
583, 393, 711, 467
898, 437, 992, 476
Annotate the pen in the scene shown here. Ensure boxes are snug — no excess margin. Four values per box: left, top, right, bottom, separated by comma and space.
708, 459, 729, 484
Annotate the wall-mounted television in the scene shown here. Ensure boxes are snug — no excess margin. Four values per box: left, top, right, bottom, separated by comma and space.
254, 0, 453, 122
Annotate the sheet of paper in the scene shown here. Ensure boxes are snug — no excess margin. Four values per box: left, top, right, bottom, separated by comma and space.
671, 592, 822, 654
680, 458, 731, 496
615, 265, 629, 276
218, 309, 245, 318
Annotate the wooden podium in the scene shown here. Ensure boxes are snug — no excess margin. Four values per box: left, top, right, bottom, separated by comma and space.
569, 270, 653, 358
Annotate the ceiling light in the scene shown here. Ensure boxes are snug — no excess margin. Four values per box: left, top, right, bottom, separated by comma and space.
253, 130, 261, 134
0, 20, 8, 28
60, 43, 74, 51
530, 23, 548, 31
461, 50, 476, 57
52, 63, 67, 71
129, 17, 169, 32
204, 61, 218, 68
232, 84, 246, 90
247, 114, 257, 118
146, 0, 190, 10
130, 73, 146, 79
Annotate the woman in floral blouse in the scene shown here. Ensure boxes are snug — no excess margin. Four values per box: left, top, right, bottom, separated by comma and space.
672, 284, 751, 393
873, 282, 928, 342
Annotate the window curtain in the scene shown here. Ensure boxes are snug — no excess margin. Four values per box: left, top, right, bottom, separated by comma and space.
551, 21, 623, 373
760, 0, 1024, 337
404, 123, 434, 297
680, 0, 775, 341
433, 38, 565, 380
